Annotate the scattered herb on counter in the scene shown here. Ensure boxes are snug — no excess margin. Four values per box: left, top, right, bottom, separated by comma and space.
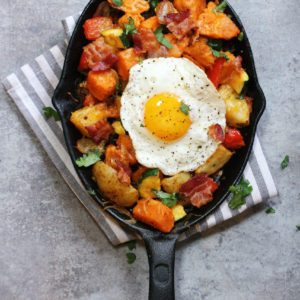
127, 240, 136, 250
112, 0, 123, 7
296, 225, 300, 231
75, 150, 102, 167
180, 102, 190, 115
210, 48, 229, 61
152, 190, 180, 208
281, 155, 289, 169
213, 0, 227, 14
265, 207, 275, 214
43, 107, 60, 121
238, 32, 244, 41
140, 168, 159, 182
228, 178, 253, 209
155, 26, 173, 49
124, 17, 138, 35
87, 190, 96, 196
126, 252, 136, 264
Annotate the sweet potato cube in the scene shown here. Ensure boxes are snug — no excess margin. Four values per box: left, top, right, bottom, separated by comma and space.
116, 48, 141, 81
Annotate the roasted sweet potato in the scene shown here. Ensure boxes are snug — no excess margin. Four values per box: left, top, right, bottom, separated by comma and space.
108, 0, 150, 14
184, 38, 216, 70
116, 48, 141, 81
139, 16, 160, 31
132, 199, 174, 232
93, 161, 138, 207
161, 172, 191, 194
118, 14, 145, 29
197, 2, 240, 40
86, 69, 119, 101
196, 144, 233, 175
83, 16, 113, 40
164, 34, 189, 58
173, 0, 206, 20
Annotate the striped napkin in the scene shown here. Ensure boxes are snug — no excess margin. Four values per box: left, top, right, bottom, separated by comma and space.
2, 15, 278, 246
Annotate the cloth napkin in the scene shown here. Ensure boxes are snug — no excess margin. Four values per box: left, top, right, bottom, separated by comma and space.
2, 15, 278, 246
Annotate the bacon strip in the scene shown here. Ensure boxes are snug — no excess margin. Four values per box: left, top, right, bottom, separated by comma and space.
208, 124, 224, 142
179, 173, 219, 208
85, 119, 113, 143
115, 160, 132, 185
156, 0, 176, 24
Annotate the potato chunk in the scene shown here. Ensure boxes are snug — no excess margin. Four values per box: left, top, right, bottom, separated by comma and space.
161, 172, 190, 194
92, 161, 138, 207
219, 84, 250, 128
138, 174, 161, 199
196, 145, 233, 175
171, 204, 187, 222
101, 28, 124, 49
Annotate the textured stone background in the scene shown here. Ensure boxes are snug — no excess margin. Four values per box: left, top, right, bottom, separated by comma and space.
1, 1, 299, 299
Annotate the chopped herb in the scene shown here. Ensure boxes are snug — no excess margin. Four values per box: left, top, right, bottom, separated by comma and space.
238, 32, 244, 41
296, 225, 300, 231
155, 26, 173, 49
115, 81, 121, 97
139, 57, 143, 64
152, 190, 180, 207
210, 48, 229, 61
213, 0, 227, 14
239, 94, 245, 100
150, 0, 158, 10
75, 150, 102, 167
228, 178, 253, 209
140, 123, 145, 127
212, 164, 216, 167
265, 207, 275, 214
126, 252, 136, 264
207, 39, 223, 51
43, 107, 60, 121
180, 102, 190, 115
127, 240, 136, 250
112, 0, 123, 7
87, 190, 96, 196
227, 14, 232, 19
236, 123, 245, 127
281, 155, 289, 169
120, 31, 130, 48
124, 17, 138, 35
140, 168, 159, 182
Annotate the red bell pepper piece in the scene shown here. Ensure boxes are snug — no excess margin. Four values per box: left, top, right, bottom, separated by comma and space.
223, 127, 245, 149
207, 57, 226, 88
82, 16, 113, 40
78, 52, 89, 73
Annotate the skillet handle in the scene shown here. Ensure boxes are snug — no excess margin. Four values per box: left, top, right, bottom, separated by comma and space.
141, 231, 179, 300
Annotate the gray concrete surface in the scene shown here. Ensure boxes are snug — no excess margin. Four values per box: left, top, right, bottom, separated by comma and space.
0, 0, 299, 299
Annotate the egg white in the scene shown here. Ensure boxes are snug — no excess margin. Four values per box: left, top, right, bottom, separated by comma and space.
120, 57, 226, 176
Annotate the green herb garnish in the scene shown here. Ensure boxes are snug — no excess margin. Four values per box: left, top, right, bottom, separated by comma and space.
112, 0, 123, 7
207, 39, 223, 51
238, 32, 244, 41
228, 178, 253, 209
139, 57, 143, 64
281, 155, 289, 169
115, 81, 121, 97
180, 102, 190, 115
127, 240, 136, 250
152, 190, 180, 207
150, 0, 158, 10
126, 253, 136, 264
296, 225, 300, 231
75, 150, 102, 168
265, 207, 275, 214
87, 190, 96, 196
120, 31, 131, 48
213, 1, 227, 14
43, 107, 60, 121
140, 168, 159, 182
155, 26, 173, 49
140, 123, 145, 127
124, 17, 138, 35
210, 48, 229, 61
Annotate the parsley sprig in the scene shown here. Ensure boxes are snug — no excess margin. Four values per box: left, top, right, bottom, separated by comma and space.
155, 26, 173, 49
126, 253, 136, 264
180, 102, 190, 115
152, 190, 180, 207
120, 17, 137, 48
210, 48, 229, 61
213, 1, 227, 14
265, 207, 275, 214
228, 178, 253, 209
75, 150, 102, 167
140, 168, 159, 182
281, 155, 289, 169
112, 0, 123, 7
43, 107, 60, 121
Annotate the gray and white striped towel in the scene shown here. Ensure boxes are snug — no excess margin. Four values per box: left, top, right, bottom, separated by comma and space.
2, 15, 278, 245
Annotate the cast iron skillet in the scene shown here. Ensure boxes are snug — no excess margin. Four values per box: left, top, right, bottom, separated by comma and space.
52, 1, 266, 299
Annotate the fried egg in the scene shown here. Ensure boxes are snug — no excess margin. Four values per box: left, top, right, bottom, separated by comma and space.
120, 57, 226, 175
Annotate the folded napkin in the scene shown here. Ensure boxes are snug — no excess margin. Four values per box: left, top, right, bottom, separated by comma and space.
2, 15, 278, 245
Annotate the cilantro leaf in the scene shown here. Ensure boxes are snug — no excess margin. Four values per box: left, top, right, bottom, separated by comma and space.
296, 225, 300, 231
210, 47, 229, 61
120, 31, 131, 48
115, 81, 121, 97
207, 39, 223, 51
87, 190, 96, 196
228, 178, 253, 209
140, 123, 145, 127
152, 190, 180, 207
265, 207, 275, 214
139, 57, 143, 64
155, 26, 173, 49
140, 168, 159, 182
180, 102, 190, 115
213, 1, 227, 13
238, 32, 244, 42
112, 0, 123, 7
127, 241, 136, 250
75, 150, 102, 167
124, 17, 138, 35
150, 0, 158, 10
281, 155, 289, 169
126, 252, 136, 264
43, 107, 60, 121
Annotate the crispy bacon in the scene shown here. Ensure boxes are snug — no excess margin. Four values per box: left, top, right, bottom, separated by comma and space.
208, 124, 224, 142
83, 37, 118, 71
116, 135, 137, 165
165, 9, 196, 39
179, 173, 219, 208
85, 119, 113, 143
156, 0, 176, 24
83, 94, 98, 106
133, 28, 161, 54
115, 160, 132, 185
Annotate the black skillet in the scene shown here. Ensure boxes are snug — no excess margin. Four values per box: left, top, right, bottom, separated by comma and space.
52, 1, 266, 299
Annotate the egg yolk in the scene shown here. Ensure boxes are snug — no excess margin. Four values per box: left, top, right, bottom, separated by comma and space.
144, 93, 191, 141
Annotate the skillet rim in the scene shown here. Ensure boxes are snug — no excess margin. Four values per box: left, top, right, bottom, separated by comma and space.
52, 0, 266, 235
